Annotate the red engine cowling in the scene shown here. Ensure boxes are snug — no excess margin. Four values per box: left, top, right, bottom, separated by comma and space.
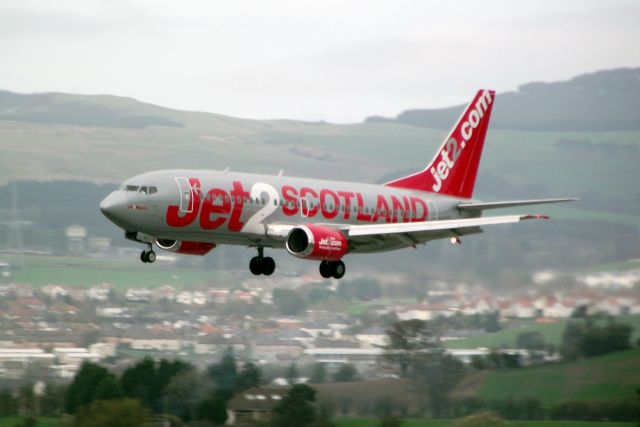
156, 239, 215, 256
285, 225, 348, 261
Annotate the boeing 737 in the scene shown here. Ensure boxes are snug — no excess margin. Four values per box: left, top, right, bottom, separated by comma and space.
100, 90, 575, 279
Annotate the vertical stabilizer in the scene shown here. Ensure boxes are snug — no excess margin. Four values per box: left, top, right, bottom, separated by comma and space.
385, 89, 495, 199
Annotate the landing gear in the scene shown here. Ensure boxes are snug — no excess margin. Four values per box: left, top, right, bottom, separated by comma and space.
249, 247, 276, 276
140, 245, 156, 263
319, 260, 345, 279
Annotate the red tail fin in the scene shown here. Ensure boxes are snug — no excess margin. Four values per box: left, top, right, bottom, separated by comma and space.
385, 89, 495, 199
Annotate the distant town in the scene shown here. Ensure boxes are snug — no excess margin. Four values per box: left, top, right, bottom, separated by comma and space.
1, 227, 639, 385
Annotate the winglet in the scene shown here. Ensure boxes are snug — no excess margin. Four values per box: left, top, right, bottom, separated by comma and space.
385, 90, 495, 199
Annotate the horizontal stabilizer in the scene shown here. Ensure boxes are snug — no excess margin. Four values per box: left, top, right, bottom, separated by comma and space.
458, 198, 578, 211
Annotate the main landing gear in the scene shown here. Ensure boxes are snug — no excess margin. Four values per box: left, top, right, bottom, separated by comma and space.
140, 245, 156, 263
319, 260, 345, 279
249, 247, 275, 276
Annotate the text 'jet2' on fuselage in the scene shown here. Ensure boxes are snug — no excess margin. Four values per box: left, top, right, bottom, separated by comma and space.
100, 90, 576, 279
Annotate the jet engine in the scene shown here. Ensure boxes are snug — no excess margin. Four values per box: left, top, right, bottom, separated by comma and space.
285, 225, 348, 261
155, 239, 215, 255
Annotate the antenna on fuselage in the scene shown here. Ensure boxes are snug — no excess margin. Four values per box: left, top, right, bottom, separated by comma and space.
278, 169, 284, 177
223, 167, 230, 174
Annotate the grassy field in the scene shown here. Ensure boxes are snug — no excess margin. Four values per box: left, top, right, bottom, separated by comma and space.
445, 315, 640, 349
0, 418, 60, 427
335, 419, 635, 427
0, 254, 229, 289
0, 417, 633, 427
470, 349, 640, 406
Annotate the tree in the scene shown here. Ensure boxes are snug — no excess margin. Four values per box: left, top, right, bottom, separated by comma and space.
120, 357, 156, 407
164, 367, 211, 422
196, 392, 227, 425
273, 384, 318, 427
410, 350, 466, 417
121, 357, 191, 412
273, 288, 306, 315
237, 362, 262, 391
483, 311, 501, 333
310, 363, 327, 384
65, 362, 114, 414
384, 319, 438, 377
39, 383, 66, 416
560, 317, 633, 360
332, 364, 358, 382
207, 351, 238, 400
286, 363, 298, 384
94, 375, 123, 401
0, 389, 18, 415
384, 320, 464, 417
72, 398, 150, 427
0, 389, 18, 416
516, 331, 545, 350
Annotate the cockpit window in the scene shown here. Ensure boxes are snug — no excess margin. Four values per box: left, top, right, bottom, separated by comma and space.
121, 184, 157, 194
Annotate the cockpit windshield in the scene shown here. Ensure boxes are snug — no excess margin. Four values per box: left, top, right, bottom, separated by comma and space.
120, 184, 158, 194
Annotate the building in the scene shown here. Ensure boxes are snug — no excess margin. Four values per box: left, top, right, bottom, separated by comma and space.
226, 386, 286, 425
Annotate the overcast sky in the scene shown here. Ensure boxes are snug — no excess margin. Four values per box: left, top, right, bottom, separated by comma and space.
1, 0, 638, 122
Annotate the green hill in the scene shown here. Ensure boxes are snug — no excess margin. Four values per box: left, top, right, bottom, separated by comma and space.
468, 349, 640, 406
1, 69, 639, 274
367, 68, 640, 131
445, 314, 640, 350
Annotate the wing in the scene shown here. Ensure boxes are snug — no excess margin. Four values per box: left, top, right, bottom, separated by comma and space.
267, 215, 549, 254
345, 214, 549, 253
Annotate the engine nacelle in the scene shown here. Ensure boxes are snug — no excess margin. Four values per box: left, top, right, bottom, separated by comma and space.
286, 225, 348, 261
155, 239, 215, 256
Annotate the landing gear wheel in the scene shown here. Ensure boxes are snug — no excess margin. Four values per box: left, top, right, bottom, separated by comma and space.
249, 248, 276, 276
331, 260, 345, 279
319, 261, 332, 279
262, 257, 275, 276
140, 250, 156, 263
249, 257, 262, 275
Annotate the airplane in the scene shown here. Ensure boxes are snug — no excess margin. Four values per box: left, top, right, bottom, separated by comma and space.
100, 89, 575, 279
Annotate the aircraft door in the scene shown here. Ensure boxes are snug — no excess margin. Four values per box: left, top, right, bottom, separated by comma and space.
300, 197, 310, 217
175, 177, 194, 214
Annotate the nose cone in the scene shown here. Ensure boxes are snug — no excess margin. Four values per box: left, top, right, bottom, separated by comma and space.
100, 191, 128, 227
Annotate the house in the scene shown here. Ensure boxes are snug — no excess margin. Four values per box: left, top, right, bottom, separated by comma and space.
226, 386, 286, 425
40, 285, 69, 299
253, 338, 303, 363
396, 304, 455, 321
194, 334, 231, 355
355, 327, 388, 347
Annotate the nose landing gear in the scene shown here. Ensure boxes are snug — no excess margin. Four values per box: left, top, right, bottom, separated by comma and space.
249, 247, 276, 276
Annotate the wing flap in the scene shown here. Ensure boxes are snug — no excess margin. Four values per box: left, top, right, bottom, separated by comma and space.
458, 198, 578, 211
347, 214, 540, 237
